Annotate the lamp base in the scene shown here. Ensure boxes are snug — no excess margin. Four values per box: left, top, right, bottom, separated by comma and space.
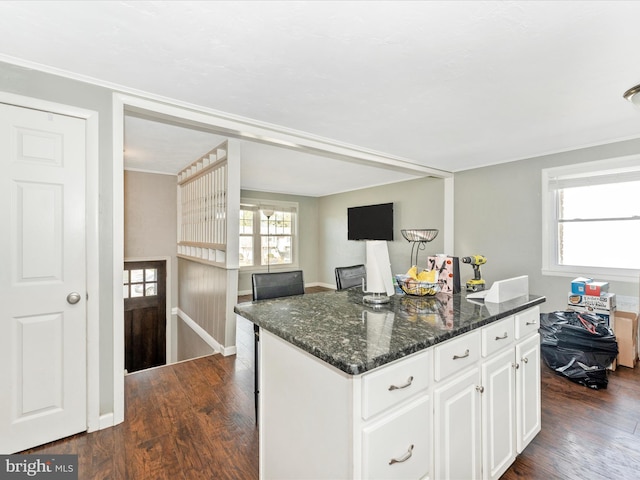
363, 293, 391, 304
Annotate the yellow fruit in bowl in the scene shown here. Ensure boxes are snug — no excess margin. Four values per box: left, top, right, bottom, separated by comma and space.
406, 265, 418, 279
417, 269, 437, 283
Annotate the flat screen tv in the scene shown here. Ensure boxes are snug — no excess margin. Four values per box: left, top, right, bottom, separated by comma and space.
348, 202, 394, 241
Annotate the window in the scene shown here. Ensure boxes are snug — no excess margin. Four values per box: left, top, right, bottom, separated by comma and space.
239, 200, 297, 269
123, 267, 158, 298
542, 156, 640, 280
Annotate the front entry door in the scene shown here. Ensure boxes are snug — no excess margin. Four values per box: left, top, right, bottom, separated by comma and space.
0, 103, 87, 453
124, 260, 167, 373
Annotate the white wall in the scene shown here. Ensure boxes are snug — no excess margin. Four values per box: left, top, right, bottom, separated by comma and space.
317, 176, 446, 287
124, 171, 178, 305
238, 190, 319, 293
454, 139, 640, 311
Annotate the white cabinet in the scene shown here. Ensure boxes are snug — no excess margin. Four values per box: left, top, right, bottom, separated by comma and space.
362, 394, 431, 480
255, 304, 541, 480
433, 307, 541, 480
482, 347, 516, 480
515, 332, 541, 452
433, 366, 482, 480
360, 349, 433, 480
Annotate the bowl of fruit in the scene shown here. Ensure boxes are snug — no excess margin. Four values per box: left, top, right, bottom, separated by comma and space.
395, 266, 442, 296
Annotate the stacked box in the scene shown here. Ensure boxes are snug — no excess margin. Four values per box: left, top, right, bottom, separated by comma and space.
567, 292, 617, 330
614, 311, 638, 368
584, 281, 609, 296
568, 292, 616, 310
570, 277, 592, 294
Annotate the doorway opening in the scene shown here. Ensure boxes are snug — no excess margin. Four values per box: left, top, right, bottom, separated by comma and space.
123, 260, 167, 373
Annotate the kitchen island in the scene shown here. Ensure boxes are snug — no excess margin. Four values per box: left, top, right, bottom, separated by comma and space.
235, 288, 545, 480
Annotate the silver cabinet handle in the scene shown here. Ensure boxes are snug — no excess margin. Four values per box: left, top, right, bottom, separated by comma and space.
514, 362, 520, 369
525, 320, 537, 326
453, 349, 470, 360
67, 292, 81, 305
476, 385, 484, 393
495, 332, 508, 340
389, 444, 414, 465
522, 357, 529, 364
388, 376, 414, 391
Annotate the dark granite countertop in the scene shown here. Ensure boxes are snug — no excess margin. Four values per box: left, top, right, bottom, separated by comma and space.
234, 288, 545, 376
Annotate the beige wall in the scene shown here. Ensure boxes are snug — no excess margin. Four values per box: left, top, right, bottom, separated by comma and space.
318, 176, 446, 286
454, 138, 640, 311
124, 170, 178, 307
238, 190, 320, 293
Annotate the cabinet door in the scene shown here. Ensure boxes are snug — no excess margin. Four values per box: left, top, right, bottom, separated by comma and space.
434, 367, 482, 480
515, 333, 541, 452
362, 394, 431, 480
481, 349, 516, 480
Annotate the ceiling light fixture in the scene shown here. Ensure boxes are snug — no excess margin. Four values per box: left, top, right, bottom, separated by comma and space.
623, 83, 640, 106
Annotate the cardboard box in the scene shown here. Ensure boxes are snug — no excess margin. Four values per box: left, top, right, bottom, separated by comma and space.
567, 292, 616, 311
614, 311, 638, 368
571, 277, 592, 294
567, 305, 616, 330
584, 281, 609, 296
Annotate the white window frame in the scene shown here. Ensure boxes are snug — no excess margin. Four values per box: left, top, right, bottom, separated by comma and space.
239, 198, 299, 272
541, 154, 640, 282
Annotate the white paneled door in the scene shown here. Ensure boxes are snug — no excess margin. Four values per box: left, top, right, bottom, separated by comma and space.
0, 103, 87, 453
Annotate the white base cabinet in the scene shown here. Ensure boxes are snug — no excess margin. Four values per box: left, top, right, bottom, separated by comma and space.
256, 305, 541, 480
433, 366, 482, 480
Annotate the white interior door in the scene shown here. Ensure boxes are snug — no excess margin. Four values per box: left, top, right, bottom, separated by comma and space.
0, 103, 87, 454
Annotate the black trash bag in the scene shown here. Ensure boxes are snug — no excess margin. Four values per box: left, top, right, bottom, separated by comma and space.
539, 311, 618, 390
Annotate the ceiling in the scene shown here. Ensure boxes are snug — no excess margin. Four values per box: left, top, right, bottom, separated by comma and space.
2, 1, 640, 195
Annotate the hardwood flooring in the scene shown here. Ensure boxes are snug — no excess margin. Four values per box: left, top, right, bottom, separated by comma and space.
22, 295, 640, 479
503, 360, 640, 480
21, 314, 259, 480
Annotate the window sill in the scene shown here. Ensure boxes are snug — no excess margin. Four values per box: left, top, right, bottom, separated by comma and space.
542, 267, 640, 283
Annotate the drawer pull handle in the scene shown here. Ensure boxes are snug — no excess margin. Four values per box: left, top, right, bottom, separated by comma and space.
525, 320, 537, 326
495, 332, 508, 340
388, 376, 414, 391
389, 444, 414, 465
453, 349, 470, 360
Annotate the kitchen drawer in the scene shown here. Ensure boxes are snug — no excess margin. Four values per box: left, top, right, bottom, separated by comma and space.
434, 330, 480, 382
362, 394, 431, 480
362, 349, 431, 420
515, 306, 540, 339
482, 316, 515, 357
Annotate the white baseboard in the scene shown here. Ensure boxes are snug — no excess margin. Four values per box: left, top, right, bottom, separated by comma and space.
177, 308, 223, 354
98, 413, 115, 430
221, 345, 237, 356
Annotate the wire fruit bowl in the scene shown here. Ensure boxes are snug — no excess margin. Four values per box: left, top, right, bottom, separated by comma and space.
395, 274, 442, 296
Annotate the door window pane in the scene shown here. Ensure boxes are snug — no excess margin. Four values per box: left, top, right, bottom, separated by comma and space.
146, 283, 158, 296
130, 269, 144, 283
145, 269, 157, 282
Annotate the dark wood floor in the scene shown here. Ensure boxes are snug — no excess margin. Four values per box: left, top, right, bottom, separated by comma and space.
22, 295, 640, 479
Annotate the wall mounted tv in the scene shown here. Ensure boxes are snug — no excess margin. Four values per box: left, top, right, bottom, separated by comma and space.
347, 202, 394, 241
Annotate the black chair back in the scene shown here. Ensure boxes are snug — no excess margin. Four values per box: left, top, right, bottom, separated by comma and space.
335, 264, 366, 291
252, 270, 305, 301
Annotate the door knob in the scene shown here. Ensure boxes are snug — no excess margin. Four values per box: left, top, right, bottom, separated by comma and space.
67, 292, 81, 305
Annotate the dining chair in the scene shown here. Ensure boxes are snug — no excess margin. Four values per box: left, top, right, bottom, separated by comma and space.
251, 270, 305, 424
334, 264, 366, 291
